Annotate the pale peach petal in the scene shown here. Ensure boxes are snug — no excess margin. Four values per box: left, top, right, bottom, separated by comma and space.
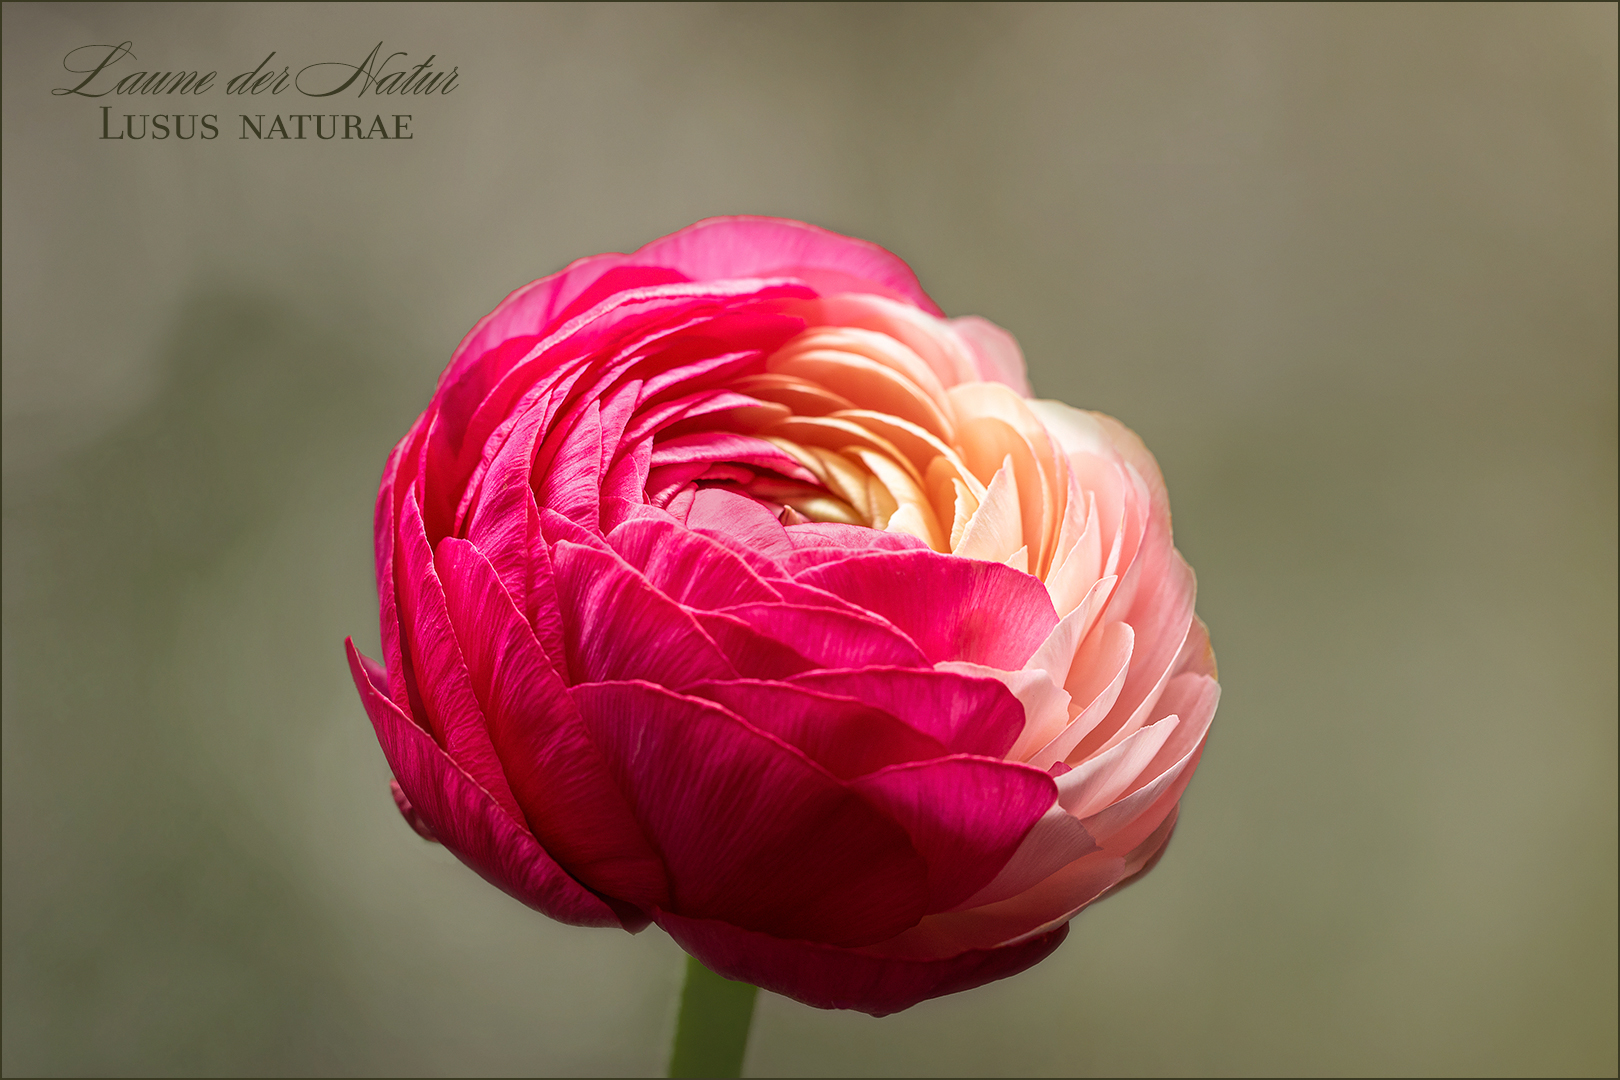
1004, 546, 1029, 573
946, 476, 978, 551
767, 415, 924, 485
954, 415, 1048, 570
771, 348, 953, 441
782, 327, 953, 422
836, 410, 972, 487
804, 445, 876, 520
1032, 622, 1133, 770
948, 382, 1066, 573
733, 372, 857, 416
884, 502, 937, 547
1058, 715, 1180, 818
795, 294, 981, 388
953, 456, 1023, 563
948, 316, 1033, 396
855, 449, 946, 550
1045, 490, 1102, 616
951, 804, 1095, 911
927, 459, 984, 548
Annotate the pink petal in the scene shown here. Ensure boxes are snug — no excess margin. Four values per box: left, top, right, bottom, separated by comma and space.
713, 602, 928, 669
549, 264, 693, 325
684, 486, 798, 561
793, 294, 980, 387
547, 540, 737, 687
1126, 669, 1219, 800
868, 849, 1127, 959
851, 756, 1056, 913
1058, 715, 1180, 819
784, 521, 932, 552
630, 216, 944, 316
948, 316, 1033, 396
684, 679, 947, 779
785, 666, 1026, 758
534, 398, 607, 527
796, 549, 1058, 669
930, 661, 1069, 765
346, 639, 627, 928
1037, 621, 1135, 769
464, 397, 551, 618
397, 493, 526, 824
648, 430, 817, 481
657, 909, 1068, 1017
1073, 542, 1196, 759
572, 681, 930, 947
442, 252, 633, 388
1081, 737, 1207, 854
954, 804, 1098, 910
435, 538, 669, 907
604, 516, 783, 609
688, 610, 821, 679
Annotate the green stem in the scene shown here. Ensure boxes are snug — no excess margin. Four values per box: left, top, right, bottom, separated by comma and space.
668, 954, 758, 1078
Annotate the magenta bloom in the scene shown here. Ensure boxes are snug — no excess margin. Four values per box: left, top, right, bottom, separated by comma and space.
347, 217, 1218, 1015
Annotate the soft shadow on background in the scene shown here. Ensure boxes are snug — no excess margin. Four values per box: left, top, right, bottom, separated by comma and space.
3, 3, 1615, 1076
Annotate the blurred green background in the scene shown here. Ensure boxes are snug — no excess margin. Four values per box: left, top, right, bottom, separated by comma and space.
3, 3, 1615, 1076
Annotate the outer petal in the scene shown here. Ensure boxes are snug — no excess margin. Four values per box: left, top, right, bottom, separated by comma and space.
949, 316, 1033, 396
850, 756, 1056, 913
572, 681, 930, 947
442, 252, 634, 388
434, 538, 669, 907
396, 493, 525, 824
630, 216, 944, 316
346, 639, 626, 928
713, 602, 929, 669
657, 910, 1068, 1017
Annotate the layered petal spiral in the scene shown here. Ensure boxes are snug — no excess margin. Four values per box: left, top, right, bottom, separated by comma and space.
348, 216, 1218, 1014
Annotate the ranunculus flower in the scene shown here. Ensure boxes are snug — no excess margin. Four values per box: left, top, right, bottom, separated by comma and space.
347, 217, 1218, 1016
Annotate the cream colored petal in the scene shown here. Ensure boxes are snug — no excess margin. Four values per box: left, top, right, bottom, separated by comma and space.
865, 470, 899, 529
954, 415, 1050, 573
770, 348, 953, 441
854, 448, 946, 550
733, 372, 857, 416
780, 327, 953, 423
766, 415, 924, 485
947, 477, 978, 551
833, 409, 973, 487
953, 455, 1024, 563
1045, 492, 1103, 616
803, 445, 874, 520
884, 502, 936, 547
784, 494, 864, 526
789, 293, 981, 387
951, 383, 1068, 574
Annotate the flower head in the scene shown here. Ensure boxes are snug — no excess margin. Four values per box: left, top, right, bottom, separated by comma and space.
348, 217, 1217, 1014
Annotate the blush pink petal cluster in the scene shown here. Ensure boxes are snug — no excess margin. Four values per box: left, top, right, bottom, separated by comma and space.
347, 217, 1218, 1015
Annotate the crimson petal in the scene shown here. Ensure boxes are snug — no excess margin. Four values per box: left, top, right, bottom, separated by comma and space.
797, 549, 1059, 669
435, 538, 669, 907
346, 639, 627, 928
573, 681, 929, 947
657, 910, 1067, 1017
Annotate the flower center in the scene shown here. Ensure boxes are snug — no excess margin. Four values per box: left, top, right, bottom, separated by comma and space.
721, 323, 1071, 578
